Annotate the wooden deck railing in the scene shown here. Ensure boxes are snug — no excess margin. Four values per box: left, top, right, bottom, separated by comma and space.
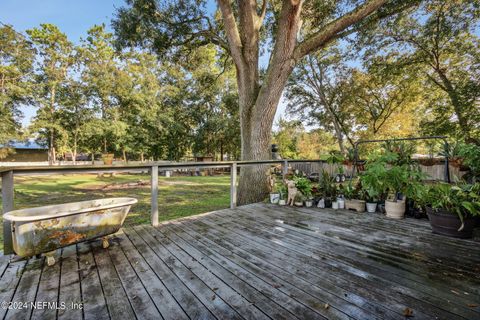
0, 159, 320, 254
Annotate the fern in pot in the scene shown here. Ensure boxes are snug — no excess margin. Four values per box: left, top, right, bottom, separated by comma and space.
425, 183, 480, 238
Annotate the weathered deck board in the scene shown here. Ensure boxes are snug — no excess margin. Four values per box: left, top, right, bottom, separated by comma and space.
5, 258, 43, 320
76, 242, 110, 320
57, 246, 82, 320
1, 203, 479, 319
203, 207, 479, 319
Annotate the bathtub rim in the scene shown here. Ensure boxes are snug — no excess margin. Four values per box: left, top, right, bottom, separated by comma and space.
3, 197, 138, 222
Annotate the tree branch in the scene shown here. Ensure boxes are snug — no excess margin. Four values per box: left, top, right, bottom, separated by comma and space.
294, 0, 387, 60
257, 0, 268, 28
217, 0, 245, 70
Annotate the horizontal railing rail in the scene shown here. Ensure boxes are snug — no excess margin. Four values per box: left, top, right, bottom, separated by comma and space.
0, 159, 324, 255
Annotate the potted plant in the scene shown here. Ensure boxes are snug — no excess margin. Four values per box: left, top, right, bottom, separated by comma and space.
326, 151, 346, 182
278, 184, 287, 205
425, 183, 479, 238
294, 193, 304, 207
440, 141, 463, 168
458, 142, 480, 183
384, 164, 425, 219
294, 177, 313, 206
318, 170, 335, 208
343, 183, 366, 213
269, 182, 282, 204
102, 153, 114, 165
359, 155, 387, 213
361, 151, 425, 218
305, 196, 314, 208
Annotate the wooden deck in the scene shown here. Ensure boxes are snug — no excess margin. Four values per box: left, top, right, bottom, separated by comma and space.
1, 203, 479, 320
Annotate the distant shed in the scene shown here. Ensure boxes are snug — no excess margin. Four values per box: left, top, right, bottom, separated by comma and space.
0, 139, 48, 162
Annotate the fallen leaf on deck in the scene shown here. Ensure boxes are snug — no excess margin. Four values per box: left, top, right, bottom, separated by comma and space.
403, 307, 414, 317
212, 287, 218, 291
451, 289, 460, 295
324, 303, 329, 310
467, 304, 479, 308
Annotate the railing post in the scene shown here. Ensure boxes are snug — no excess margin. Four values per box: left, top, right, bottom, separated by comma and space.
230, 163, 237, 209
2, 170, 14, 254
282, 160, 289, 180
443, 140, 451, 183
151, 165, 159, 226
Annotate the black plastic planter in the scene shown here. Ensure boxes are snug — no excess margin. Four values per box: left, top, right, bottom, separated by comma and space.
324, 198, 332, 208
426, 207, 476, 239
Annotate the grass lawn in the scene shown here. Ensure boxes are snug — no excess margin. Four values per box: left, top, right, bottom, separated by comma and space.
0, 173, 230, 252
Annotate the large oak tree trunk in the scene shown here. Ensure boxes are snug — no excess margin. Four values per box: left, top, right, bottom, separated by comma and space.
217, 0, 389, 205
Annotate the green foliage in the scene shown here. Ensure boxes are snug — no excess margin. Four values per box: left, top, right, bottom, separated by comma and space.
363, 0, 480, 142
3, 22, 241, 162
0, 25, 35, 149
285, 48, 355, 153
458, 143, 480, 180
326, 150, 344, 165
343, 182, 362, 200
381, 140, 415, 165
360, 156, 387, 202
318, 170, 336, 198
274, 182, 287, 199
294, 177, 313, 198
426, 182, 480, 225
360, 150, 426, 202
27, 24, 75, 159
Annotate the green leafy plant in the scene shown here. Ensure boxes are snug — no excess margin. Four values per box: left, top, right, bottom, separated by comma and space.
277, 183, 288, 200
344, 147, 356, 165
381, 140, 415, 166
360, 151, 426, 202
440, 140, 463, 167
359, 155, 388, 202
343, 182, 361, 200
326, 150, 344, 165
318, 170, 336, 198
458, 143, 480, 181
426, 182, 480, 229
294, 176, 313, 198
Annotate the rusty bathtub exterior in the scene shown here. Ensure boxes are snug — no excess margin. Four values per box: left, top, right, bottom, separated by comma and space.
3, 197, 137, 257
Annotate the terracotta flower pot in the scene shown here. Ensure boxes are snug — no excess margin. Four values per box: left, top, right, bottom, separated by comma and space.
385, 200, 406, 219
426, 207, 476, 239
450, 157, 463, 168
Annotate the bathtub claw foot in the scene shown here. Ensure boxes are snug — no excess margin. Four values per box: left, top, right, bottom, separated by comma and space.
102, 237, 110, 249
46, 255, 56, 267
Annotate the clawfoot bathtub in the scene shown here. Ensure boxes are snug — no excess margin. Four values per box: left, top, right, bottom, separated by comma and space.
4, 197, 137, 265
